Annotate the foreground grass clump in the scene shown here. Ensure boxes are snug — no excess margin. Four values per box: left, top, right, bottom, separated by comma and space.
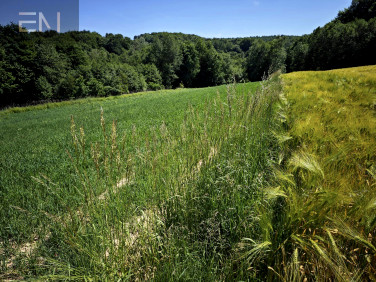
37, 78, 281, 280
240, 66, 376, 281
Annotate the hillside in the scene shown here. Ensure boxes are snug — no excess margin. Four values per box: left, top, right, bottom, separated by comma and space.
1, 0, 376, 108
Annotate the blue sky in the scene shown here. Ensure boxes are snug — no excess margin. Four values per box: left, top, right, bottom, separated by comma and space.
0, 0, 352, 38
79, 0, 352, 38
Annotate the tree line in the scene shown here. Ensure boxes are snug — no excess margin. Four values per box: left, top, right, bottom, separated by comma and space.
0, 0, 375, 108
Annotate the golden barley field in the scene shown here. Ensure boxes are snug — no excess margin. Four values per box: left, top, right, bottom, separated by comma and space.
266, 66, 376, 280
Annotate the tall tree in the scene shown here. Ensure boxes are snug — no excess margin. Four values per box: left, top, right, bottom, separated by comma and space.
195, 40, 225, 87
245, 39, 271, 81
178, 42, 200, 87
148, 34, 182, 88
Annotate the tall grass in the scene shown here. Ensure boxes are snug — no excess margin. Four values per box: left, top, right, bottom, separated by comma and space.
0, 85, 258, 242
0, 84, 259, 279
236, 66, 376, 281
2, 66, 375, 280
4, 75, 281, 280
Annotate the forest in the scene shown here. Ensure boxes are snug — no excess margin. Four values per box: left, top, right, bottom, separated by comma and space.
0, 0, 375, 108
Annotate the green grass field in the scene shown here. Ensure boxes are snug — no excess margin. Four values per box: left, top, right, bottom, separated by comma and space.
0, 84, 255, 240
1, 66, 376, 280
1, 82, 269, 279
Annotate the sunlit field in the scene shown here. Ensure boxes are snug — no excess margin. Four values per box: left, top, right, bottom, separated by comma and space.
265, 66, 376, 280
1, 66, 376, 280
1, 82, 270, 279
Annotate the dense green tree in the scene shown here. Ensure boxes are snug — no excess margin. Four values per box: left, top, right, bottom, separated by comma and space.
57, 71, 76, 99
35, 44, 67, 93
87, 77, 105, 97
239, 38, 253, 52
66, 44, 89, 68
178, 42, 200, 87
0, 47, 16, 106
104, 33, 131, 55
73, 75, 89, 98
35, 76, 53, 100
337, 0, 376, 23
118, 64, 147, 93
148, 34, 182, 88
138, 64, 163, 90
195, 41, 225, 87
269, 37, 287, 73
245, 39, 271, 81
306, 18, 376, 70
286, 39, 309, 72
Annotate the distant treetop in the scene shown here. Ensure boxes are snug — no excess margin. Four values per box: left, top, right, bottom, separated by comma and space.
337, 0, 376, 23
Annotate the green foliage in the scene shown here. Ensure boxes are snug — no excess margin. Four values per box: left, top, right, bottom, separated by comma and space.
1, 0, 375, 108
245, 39, 271, 81
178, 42, 200, 87
73, 75, 89, 98
57, 71, 76, 99
0, 47, 16, 104
87, 77, 105, 97
304, 19, 376, 70
138, 64, 163, 90
337, 0, 376, 23
287, 5, 376, 72
104, 33, 131, 55
195, 40, 226, 86
269, 38, 287, 73
35, 76, 53, 99
118, 64, 146, 92
103, 86, 122, 96
286, 39, 309, 72
148, 34, 182, 88
239, 37, 254, 52
35, 43, 67, 83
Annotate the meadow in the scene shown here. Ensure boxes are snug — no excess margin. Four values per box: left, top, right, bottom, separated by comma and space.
0, 85, 255, 239
1, 82, 268, 279
1, 66, 376, 280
